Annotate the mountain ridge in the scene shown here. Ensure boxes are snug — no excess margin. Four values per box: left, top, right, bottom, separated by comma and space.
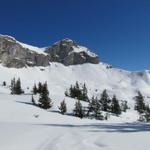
0, 34, 99, 68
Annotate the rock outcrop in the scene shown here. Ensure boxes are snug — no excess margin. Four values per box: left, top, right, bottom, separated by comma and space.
0, 35, 49, 68
0, 35, 99, 68
45, 39, 99, 66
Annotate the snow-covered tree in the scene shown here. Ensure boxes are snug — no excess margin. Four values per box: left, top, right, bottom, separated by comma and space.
33, 84, 38, 95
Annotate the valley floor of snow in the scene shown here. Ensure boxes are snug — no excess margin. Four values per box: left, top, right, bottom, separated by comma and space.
0, 63, 150, 150
0, 93, 150, 150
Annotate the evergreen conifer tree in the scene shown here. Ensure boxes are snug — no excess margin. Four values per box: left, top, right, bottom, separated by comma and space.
111, 95, 121, 115
31, 95, 36, 105
10, 78, 16, 94
10, 78, 23, 95
80, 83, 88, 101
15, 78, 22, 94
58, 100, 67, 114
38, 82, 52, 109
33, 84, 38, 95
100, 89, 110, 111
144, 105, 150, 122
2, 81, 6, 86
134, 91, 146, 114
38, 82, 43, 93
73, 100, 84, 118
88, 96, 103, 120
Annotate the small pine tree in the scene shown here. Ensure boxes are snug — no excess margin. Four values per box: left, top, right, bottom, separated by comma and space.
15, 78, 22, 94
74, 81, 82, 98
38, 82, 43, 93
80, 83, 88, 101
88, 96, 103, 120
10, 78, 16, 94
66, 82, 88, 101
2, 81, 6, 86
65, 90, 69, 96
100, 89, 110, 111
73, 100, 84, 118
31, 95, 36, 105
134, 91, 146, 114
58, 100, 67, 114
33, 84, 38, 95
10, 78, 23, 95
38, 82, 53, 109
111, 95, 121, 115
145, 106, 150, 122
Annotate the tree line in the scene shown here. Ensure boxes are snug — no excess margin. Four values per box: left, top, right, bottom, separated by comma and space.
8, 78, 150, 122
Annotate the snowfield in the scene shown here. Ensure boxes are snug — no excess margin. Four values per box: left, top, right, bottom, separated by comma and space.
0, 62, 150, 150
0, 94, 150, 150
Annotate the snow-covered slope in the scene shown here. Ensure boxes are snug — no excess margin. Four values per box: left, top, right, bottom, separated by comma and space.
1, 93, 150, 150
0, 62, 150, 108
0, 58, 149, 150
18, 42, 47, 55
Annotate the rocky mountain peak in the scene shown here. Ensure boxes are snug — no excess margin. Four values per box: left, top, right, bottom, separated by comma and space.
0, 34, 100, 68
45, 38, 99, 66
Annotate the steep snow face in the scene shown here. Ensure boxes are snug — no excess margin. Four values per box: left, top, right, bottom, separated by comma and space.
71, 46, 98, 57
0, 62, 150, 108
18, 42, 47, 55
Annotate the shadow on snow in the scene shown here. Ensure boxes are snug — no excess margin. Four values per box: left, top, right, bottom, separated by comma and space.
33, 123, 150, 133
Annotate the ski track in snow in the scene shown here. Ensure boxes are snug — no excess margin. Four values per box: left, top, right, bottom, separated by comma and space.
1, 121, 150, 150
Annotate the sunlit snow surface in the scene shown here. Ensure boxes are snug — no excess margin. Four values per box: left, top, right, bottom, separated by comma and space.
0, 63, 150, 150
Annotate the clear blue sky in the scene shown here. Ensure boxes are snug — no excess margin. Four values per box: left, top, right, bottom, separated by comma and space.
0, 0, 150, 71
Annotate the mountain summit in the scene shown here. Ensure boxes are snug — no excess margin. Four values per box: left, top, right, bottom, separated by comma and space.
0, 35, 99, 68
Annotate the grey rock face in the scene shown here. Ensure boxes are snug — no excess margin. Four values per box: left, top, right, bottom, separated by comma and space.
0, 35, 99, 68
45, 39, 99, 66
0, 35, 49, 68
